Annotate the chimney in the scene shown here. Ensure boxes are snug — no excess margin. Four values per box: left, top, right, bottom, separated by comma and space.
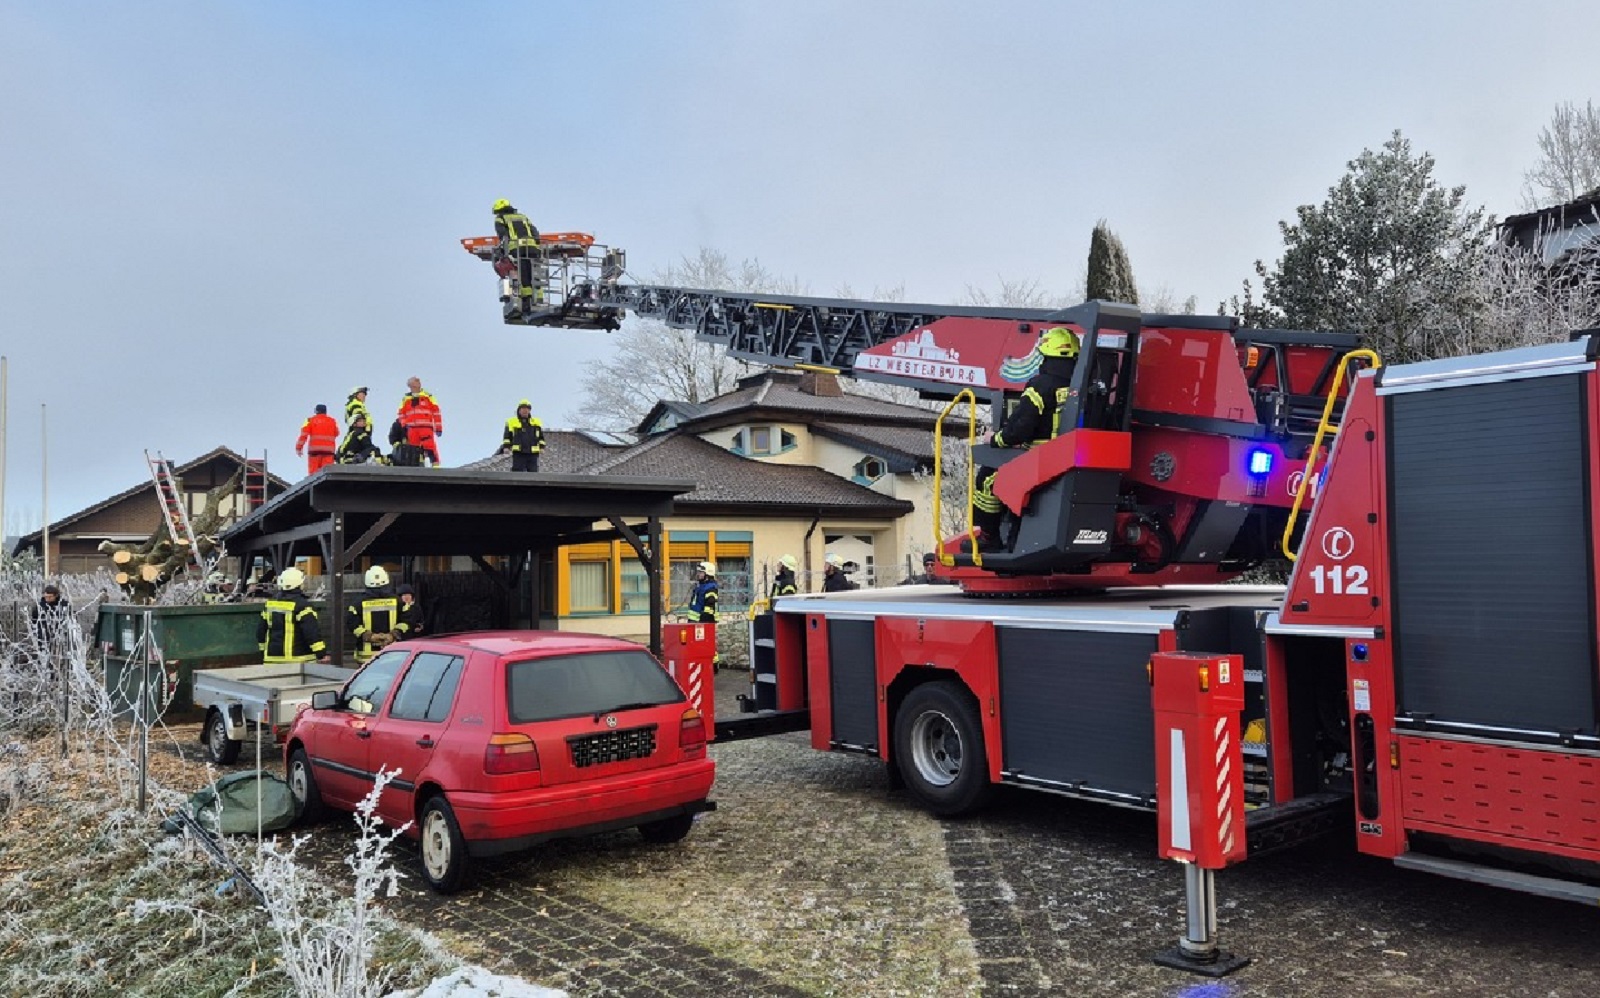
797, 370, 843, 397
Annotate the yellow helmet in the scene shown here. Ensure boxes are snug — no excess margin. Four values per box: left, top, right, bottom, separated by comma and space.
779, 554, 798, 571
492, 198, 513, 213
824, 552, 844, 568
1039, 327, 1080, 359
517, 399, 532, 410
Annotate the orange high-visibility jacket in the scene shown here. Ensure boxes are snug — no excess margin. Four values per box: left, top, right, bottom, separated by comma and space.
296, 413, 340, 455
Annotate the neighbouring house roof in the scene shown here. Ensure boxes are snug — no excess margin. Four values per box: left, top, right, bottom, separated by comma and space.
1501, 187, 1600, 234
636, 370, 948, 436
810, 421, 944, 472
584, 433, 915, 516
464, 429, 634, 474
470, 430, 913, 518
10, 446, 291, 555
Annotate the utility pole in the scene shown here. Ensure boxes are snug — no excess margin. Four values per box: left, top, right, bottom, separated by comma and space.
41, 403, 49, 578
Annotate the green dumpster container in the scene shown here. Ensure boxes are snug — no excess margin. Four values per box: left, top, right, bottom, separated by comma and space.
96, 602, 325, 720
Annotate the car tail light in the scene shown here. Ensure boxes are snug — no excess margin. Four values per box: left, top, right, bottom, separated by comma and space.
485, 733, 540, 774
679, 708, 707, 759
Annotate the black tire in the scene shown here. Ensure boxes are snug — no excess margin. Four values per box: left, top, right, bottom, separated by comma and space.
893, 681, 993, 817
638, 812, 696, 844
418, 796, 468, 894
205, 709, 241, 766
287, 748, 326, 824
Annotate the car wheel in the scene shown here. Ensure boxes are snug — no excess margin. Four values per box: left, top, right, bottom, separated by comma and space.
894, 681, 993, 817
638, 813, 695, 844
418, 796, 468, 894
287, 748, 326, 824
205, 709, 241, 766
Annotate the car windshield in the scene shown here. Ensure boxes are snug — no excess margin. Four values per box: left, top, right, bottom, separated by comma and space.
505, 649, 685, 724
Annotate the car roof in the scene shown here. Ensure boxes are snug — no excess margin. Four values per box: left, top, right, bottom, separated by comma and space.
408, 630, 648, 659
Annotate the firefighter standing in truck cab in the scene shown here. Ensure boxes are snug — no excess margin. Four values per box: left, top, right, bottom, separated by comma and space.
492, 199, 543, 312
347, 565, 412, 663
970, 326, 1080, 548
498, 399, 546, 472
295, 404, 340, 475
257, 568, 327, 664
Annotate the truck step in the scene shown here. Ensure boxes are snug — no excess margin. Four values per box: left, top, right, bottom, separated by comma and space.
1245, 791, 1351, 856
1393, 852, 1600, 905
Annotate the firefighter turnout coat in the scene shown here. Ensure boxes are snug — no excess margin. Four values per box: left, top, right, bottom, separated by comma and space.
257, 593, 326, 664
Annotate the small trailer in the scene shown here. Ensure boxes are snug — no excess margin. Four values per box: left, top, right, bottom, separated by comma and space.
194, 663, 355, 765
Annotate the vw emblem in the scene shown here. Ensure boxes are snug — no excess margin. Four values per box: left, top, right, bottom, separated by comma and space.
604, 715, 619, 728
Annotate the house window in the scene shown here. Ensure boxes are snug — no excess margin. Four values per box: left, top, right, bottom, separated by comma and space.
780, 429, 797, 451
749, 426, 773, 454
569, 561, 610, 614
620, 560, 651, 614
853, 457, 888, 483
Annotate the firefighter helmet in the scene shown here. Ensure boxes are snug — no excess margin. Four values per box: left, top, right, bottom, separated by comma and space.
697, 561, 716, 576
1039, 327, 1079, 358
824, 552, 844, 569
349, 386, 367, 398
779, 554, 798, 571
492, 198, 513, 213
517, 399, 532, 410
365, 565, 390, 588
278, 568, 306, 590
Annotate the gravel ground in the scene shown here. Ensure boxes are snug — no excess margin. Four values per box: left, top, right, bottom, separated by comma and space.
124, 666, 1600, 997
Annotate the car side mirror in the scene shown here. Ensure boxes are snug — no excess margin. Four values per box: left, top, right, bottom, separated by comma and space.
311, 690, 339, 710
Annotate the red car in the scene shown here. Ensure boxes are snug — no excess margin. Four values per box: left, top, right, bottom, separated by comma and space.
283, 630, 715, 893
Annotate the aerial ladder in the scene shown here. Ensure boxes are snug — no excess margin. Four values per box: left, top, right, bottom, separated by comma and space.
463, 233, 1372, 593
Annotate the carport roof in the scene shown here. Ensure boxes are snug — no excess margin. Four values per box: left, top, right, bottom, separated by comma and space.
218, 464, 696, 559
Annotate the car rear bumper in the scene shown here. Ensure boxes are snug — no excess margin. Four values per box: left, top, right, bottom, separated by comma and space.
448, 759, 716, 854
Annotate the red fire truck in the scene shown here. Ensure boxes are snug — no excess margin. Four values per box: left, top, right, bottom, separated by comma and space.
467, 233, 1600, 905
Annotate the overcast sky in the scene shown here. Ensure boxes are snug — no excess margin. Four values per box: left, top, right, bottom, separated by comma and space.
0, 0, 1591, 532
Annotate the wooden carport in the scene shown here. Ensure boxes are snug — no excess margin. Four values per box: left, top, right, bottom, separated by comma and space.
218, 466, 695, 663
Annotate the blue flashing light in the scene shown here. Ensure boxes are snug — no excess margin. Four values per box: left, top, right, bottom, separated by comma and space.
1247, 449, 1274, 477
1352, 643, 1369, 662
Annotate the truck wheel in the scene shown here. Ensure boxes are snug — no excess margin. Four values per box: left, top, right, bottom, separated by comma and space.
205, 709, 241, 766
638, 813, 695, 844
894, 681, 993, 817
419, 796, 468, 894
287, 748, 326, 824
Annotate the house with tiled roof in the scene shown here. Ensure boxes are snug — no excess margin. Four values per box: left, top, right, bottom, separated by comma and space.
472, 371, 948, 635
10, 447, 290, 574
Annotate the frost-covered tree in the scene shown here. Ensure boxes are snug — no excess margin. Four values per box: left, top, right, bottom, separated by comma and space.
569, 249, 806, 428
1085, 221, 1139, 305
1522, 100, 1600, 209
1259, 131, 1491, 363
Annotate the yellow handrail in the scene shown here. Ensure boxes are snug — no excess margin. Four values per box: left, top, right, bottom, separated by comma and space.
1280, 348, 1383, 560
933, 389, 982, 569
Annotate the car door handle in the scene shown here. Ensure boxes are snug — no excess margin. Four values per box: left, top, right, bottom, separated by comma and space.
415, 736, 434, 748
356, 729, 371, 739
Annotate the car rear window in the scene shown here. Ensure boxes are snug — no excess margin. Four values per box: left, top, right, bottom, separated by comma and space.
506, 649, 685, 723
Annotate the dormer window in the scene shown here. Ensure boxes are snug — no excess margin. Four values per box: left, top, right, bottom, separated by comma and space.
853, 457, 888, 483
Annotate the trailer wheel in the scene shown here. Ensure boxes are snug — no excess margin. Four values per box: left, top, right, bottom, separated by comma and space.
205, 709, 241, 766
894, 681, 992, 816
287, 748, 326, 824
418, 796, 469, 894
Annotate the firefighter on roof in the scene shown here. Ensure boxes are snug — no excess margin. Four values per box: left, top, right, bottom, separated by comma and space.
345, 386, 370, 427
295, 404, 340, 475
347, 565, 413, 663
257, 568, 326, 664
971, 327, 1080, 548
337, 412, 382, 464
399, 376, 443, 466
492, 199, 544, 313
499, 399, 547, 472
